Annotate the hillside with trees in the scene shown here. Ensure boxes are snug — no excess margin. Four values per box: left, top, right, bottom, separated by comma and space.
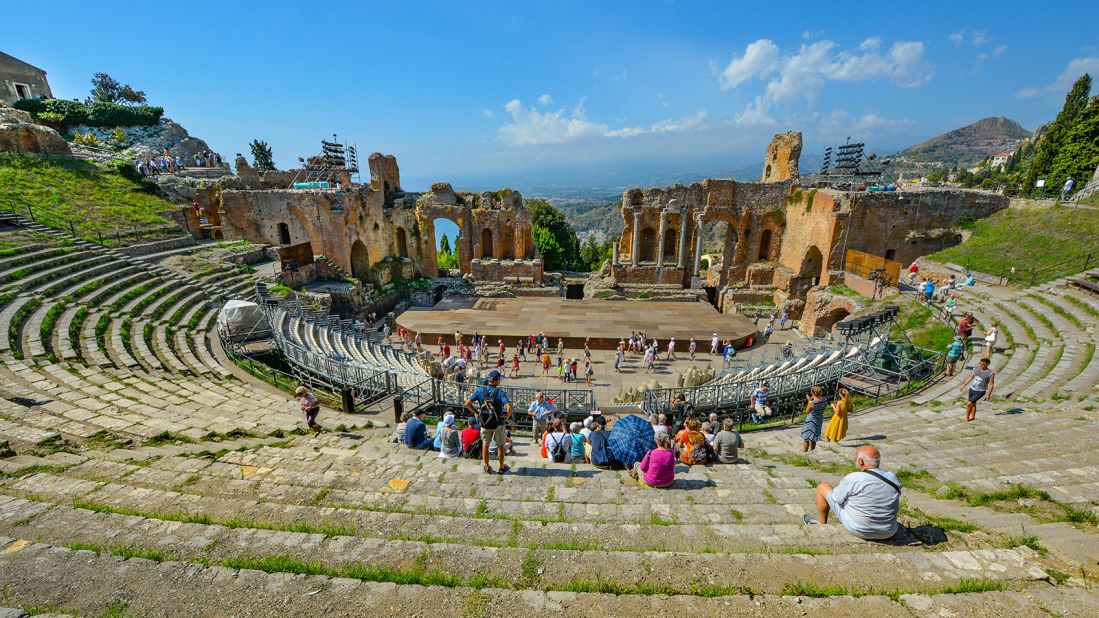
892, 117, 1031, 169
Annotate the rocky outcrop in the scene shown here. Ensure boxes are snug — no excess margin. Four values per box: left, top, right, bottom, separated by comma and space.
0, 107, 71, 156
71, 117, 212, 162
761, 131, 802, 182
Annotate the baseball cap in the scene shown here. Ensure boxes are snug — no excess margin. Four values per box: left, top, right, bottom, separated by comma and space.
487, 370, 504, 381
444, 414, 455, 427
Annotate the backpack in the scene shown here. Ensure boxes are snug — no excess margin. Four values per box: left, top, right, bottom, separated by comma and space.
478, 386, 502, 429
464, 438, 482, 458
548, 433, 567, 463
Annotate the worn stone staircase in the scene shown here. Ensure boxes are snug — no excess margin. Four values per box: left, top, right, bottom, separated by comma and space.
1, 240, 1098, 615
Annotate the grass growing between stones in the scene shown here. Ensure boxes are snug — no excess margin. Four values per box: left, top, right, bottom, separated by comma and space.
929, 204, 1099, 283
7, 296, 41, 360
1028, 295, 1084, 328
1061, 294, 1099, 318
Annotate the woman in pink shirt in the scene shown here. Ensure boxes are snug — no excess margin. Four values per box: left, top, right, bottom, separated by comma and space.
631, 433, 676, 488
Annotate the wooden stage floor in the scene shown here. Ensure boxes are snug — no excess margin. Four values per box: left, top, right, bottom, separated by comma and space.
396, 297, 758, 350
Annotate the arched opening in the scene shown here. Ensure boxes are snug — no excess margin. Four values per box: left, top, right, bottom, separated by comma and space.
662, 227, 677, 263
884, 248, 897, 261
433, 217, 461, 270
433, 285, 447, 304
800, 246, 824, 285
277, 222, 291, 246
396, 227, 408, 258
500, 223, 515, 260
481, 228, 494, 259
639, 227, 657, 263
816, 307, 851, 337
764, 164, 772, 178
350, 240, 370, 283
758, 229, 772, 261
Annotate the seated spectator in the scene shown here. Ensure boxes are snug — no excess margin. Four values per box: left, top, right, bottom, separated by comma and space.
569, 422, 587, 462
703, 413, 721, 435
543, 418, 572, 463
588, 421, 622, 469
404, 410, 434, 450
432, 417, 447, 451
488, 428, 514, 457
393, 412, 409, 444
437, 414, 461, 459
804, 445, 901, 540
676, 417, 710, 466
460, 418, 481, 455
712, 419, 745, 464
649, 414, 667, 437
629, 433, 675, 488
703, 425, 716, 445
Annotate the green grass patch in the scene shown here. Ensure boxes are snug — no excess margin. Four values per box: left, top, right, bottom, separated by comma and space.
930, 204, 1099, 283
8, 296, 42, 359
0, 153, 177, 239
1028, 294, 1084, 328
109, 281, 157, 313
130, 284, 172, 317
1061, 294, 1099, 318
38, 300, 67, 354
145, 431, 195, 446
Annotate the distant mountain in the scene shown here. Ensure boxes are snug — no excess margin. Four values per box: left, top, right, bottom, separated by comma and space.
892, 117, 1031, 169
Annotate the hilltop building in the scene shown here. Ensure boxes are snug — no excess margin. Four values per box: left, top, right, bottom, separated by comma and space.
0, 51, 53, 107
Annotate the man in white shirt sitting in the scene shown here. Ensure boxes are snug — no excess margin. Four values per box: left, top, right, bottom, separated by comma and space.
804, 445, 901, 540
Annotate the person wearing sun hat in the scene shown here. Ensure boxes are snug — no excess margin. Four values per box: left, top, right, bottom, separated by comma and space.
294, 386, 322, 435
438, 414, 462, 459
465, 369, 512, 474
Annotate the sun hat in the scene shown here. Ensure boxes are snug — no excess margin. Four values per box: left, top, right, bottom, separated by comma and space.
444, 414, 455, 427
294, 386, 307, 396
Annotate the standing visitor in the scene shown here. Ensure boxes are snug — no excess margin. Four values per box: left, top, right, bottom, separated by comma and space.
750, 382, 772, 424
983, 322, 999, 354
465, 370, 512, 474
541, 352, 551, 377
1060, 176, 1075, 201
763, 324, 773, 343
802, 386, 827, 452
824, 388, 852, 442
509, 352, 521, 377
527, 392, 556, 440
666, 338, 677, 360
958, 357, 995, 423
710, 333, 719, 355
688, 338, 697, 360
294, 386, 322, 435
585, 361, 594, 385
779, 311, 788, 330
723, 342, 736, 368
924, 278, 935, 302
907, 262, 919, 284
945, 336, 965, 376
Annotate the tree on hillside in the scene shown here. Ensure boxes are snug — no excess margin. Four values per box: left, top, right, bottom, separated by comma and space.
249, 140, 276, 172
579, 235, 614, 271
436, 233, 459, 269
439, 233, 452, 256
118, 84, 147, 105
1023, 73, 1092, 191
1047, 95, 1099, 192
90, 73, 122, 103
90, 72, 148, 105
526, 198, 582, 270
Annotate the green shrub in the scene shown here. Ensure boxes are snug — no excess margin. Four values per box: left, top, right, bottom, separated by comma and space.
13, 98, 163, 127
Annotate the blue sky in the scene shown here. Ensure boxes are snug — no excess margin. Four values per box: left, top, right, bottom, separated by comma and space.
5, 0, 1097, 194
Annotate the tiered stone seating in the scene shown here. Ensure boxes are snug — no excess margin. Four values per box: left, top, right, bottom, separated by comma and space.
2, 233, 1098, 613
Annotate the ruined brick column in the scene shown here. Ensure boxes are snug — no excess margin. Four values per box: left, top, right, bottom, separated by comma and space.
676, 207, 688, 269
612, 242, 619, 266
692, 214, 704, 276
631, 208, 642, 266
656, 209, 667, 266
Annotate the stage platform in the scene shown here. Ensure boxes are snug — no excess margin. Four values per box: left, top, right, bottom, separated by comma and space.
396, 297, 758, 350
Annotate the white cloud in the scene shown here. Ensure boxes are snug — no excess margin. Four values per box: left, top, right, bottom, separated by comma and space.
992, 45, 1007, 58
720, 39, 780, 90
498, 98, 608, 146
1016, 57, 1099, 99
607, 111, 709, 138
719, 38, 933, 124
657, 92, 671, 108
537, 94, 553, 106
973, 52, 989, 74
971, 30, 989, 46
860, 37, 882, 51
480, 108, 495, 119
817, 110, 914, 142
948, 29, 965, 46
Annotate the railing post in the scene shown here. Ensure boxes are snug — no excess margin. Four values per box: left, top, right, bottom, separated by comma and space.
69, 221, 76, 237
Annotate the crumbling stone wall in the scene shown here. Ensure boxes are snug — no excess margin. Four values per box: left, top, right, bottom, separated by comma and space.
761, 131, 802, 182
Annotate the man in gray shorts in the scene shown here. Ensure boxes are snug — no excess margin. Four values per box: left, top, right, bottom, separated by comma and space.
804, 445, 901, 540
465, 370, 513, 475
958, 357, 995, 423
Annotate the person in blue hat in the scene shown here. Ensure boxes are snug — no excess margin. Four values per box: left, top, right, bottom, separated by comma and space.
465, 369, 513, 474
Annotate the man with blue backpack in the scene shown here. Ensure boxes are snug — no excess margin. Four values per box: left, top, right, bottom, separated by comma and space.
465, 370, 513, 475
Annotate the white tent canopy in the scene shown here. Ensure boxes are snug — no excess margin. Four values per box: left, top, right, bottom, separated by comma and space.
216, 300, 271, 343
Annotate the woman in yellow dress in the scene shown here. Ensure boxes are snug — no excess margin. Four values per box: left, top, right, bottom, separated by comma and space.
824, 388, 851, 442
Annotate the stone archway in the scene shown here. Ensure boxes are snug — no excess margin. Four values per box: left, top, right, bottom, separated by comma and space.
500, 224, 515, 259
351, 239, 370, 282
639, 227, 657, 263
758, 229, 772, 261
481, 228, 494, 258
800, 246, 824, 285
815, 307, 851, 337
396, 227, 409, 258
662, 227, 677, 263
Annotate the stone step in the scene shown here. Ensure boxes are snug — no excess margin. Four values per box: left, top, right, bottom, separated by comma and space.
7, 536, 1076, 618
0, 295, 34, 354
0, 497, 1053, 596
